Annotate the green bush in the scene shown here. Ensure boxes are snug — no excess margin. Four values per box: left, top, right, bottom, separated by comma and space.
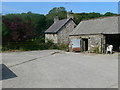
2, 39, 68, 51
44, 39, 57, 49
57, 43, 68, 51
40, 40, 67, 51
93, 47, 99, 53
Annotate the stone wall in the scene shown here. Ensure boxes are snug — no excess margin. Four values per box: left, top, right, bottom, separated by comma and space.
88, 35, 102, 52
69, 34, 104, 52
57, 20, 76, 44
45, 34, 58, 43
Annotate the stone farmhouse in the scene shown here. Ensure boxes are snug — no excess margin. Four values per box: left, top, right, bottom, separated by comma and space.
69, 16, 120, 53
45, 13, 76, 44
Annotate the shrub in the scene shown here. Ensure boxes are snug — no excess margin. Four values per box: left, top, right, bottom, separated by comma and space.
2, 39, 68, 52
43, 39, 67, 51
57, 43, 68, 51
45, 39, 56, 49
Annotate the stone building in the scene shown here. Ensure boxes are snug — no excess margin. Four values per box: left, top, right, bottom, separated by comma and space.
69, 16, 120, 53
45, 13, 76, 44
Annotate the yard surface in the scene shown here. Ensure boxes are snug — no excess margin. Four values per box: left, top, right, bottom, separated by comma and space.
1, 50, 118, 88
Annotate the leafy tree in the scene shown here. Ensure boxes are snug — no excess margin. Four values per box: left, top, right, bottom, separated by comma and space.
73, 12, 102, 24
46, 7, 67, 28
3, 12, 46, 42
2, 16, 36, 43
104, 12, 117, 16
2, 23, 10, 44
73, 13, 82, 25
9, 17, 35, 42
87, 12, 102, 18
2, 17, 11, 45
49, 7, 66, 14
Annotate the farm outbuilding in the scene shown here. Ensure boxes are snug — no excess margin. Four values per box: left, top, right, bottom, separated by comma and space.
69, 16, 120, 53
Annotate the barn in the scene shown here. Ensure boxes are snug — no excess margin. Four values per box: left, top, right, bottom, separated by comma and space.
69, 16, 120, 53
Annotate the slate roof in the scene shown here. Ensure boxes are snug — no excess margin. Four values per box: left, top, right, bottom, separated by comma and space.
70, 16, 120, 36
45, 18, 72, 34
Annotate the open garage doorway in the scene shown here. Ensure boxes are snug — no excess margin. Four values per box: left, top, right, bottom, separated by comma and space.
105, 34, 120, 52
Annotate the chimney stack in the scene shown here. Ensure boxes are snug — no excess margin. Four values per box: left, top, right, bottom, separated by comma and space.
54, 16, 59, 23
67, 10, 74, 19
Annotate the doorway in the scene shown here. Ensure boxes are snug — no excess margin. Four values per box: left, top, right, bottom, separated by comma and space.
82, 38, 88, 51
105, 34, 120, 52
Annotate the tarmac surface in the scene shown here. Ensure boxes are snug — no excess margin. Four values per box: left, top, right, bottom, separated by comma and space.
1, 50, 118, 88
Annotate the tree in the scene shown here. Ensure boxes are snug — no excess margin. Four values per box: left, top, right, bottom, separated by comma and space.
3, 12, 47, 42
87, 12, 102, 18
104, 12, 117, 16
49, 7, 66, 14
73, 12, 102, 24
46, 7, 67, 28
2, 17, 11, 45
9, 17, 35, 42
73, 13, 82, 25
